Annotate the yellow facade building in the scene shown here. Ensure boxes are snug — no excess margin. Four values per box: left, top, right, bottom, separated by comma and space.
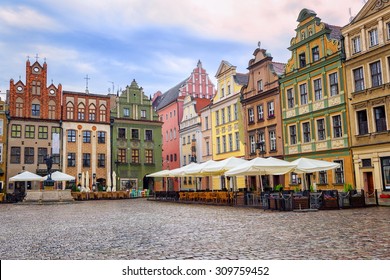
211, 61, 248, 190
342, 0, 390, 196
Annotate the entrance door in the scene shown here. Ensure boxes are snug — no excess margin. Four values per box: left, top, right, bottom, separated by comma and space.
364, 172, 374, 197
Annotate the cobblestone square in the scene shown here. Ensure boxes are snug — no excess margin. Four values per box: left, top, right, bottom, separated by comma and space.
0, 199, 389, 260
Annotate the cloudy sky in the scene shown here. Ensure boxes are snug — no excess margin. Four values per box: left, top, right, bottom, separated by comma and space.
0, 0, 365, 97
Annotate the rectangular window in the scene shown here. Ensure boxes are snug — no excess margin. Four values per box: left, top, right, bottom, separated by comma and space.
257, 105, 264, 120
235, 132, 240, 150
132, 149, 140, 163
222, 135, 226, 153
317, 119, 326, 141
183, 155, 187, 166
68, 130, 76, 142
291, 173, 298, 184
300, 84, 308, 105
24, 147, 34, 164
205, 116, 209, 130
289, 125, 297, 145
51, 127, 60, 140
187, 135, 190, 144
319, 170, 327, 184
215, 111, 219, 126
98, 154, 105, 167
369, 29, 378, 47
329, 72, 339, 96
299, 53, 306, 68
38, 126, 48, 139
11, 147, 21, 164
123, 108, 130, 117
206, 141, 210, 155
98, 131, 106, 144
257, 80, 263, 92
352, 36, 361, 54
83, 153, 91, 167
182, 137, 185, 145
38, 148, 48, 164
118, 128, 126, 139
51, 151, 60, 165
227, 106, 231, 122
32, 104, 40, 117
314, 78, 322, 101
25, 125, 35, 139
387, 22, 390, 40
374, 106, 387, 132
267, 101, 275, 118
228, 85, 231, 95
228, 133, 233, 151
216, 137, 220, 154
287, 89, 294, 109
141, 110, 146, 118
312, 46, 319, 62
353, 67, 365, 92
249, 134, 256, 154
118, 149, 126, 163
357, 110, 368, 135
11, 124, 22, 138
0, 119, 3, 136
221, 88, 224, 98
145, 150, 153, 164
332, 115, 342, 138
370, 61, 382, 87
221, 108, 225, 124
269, 131, 276, 151
67, 153, 76, 167
234, 104, 238, 120
334, 160, 344, 184
83, 131, 91, 143
302, 122, 311, 143
248, 108, 254, 124
89, 107, 96, 121
131, 129, 139, 139
145, 130, 153, 141
258, 132, 265, 152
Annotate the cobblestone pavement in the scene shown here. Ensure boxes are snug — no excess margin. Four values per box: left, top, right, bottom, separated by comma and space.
0, 199, 389, 260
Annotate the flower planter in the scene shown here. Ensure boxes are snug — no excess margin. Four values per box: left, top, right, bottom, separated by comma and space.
293, 197, 309, 210
322, 198, 339, 210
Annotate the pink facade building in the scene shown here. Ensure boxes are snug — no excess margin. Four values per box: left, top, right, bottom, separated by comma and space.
153, 60, 215, 191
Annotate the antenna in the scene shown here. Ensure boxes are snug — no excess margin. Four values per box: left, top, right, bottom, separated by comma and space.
84, 74, 90, 93
108, 81, 114, 94
349, 8, 355, 23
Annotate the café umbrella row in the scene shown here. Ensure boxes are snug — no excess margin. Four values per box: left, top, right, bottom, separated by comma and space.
147, 156, 341, 190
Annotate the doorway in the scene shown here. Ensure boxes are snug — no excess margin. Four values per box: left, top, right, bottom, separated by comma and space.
363, 172, 374, 197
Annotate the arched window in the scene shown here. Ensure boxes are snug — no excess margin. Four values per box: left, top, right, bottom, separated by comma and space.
48, 100, 56, 119
66, 101, 74, 120
78, 102, 85, 120
89, 104, 96, 121
31, 99, 40, 118
16, 97, 24, 117
99, 104, 107, 122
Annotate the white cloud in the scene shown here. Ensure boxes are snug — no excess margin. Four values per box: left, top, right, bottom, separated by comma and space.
0, 5, 65, 33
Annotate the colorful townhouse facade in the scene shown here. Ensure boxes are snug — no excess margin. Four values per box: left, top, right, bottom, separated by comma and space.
280, 9, 354, 191
179, 95, 210, 190
240, 47, 285, 191
342, 0, 390, 195
153, 60, 215, 191
211, 60, 248, 190
6, 58, 62, 193
111, 79, 162, 192
199, 103, 213, 190
0, 99, 8, 193
61, 90, 111, 190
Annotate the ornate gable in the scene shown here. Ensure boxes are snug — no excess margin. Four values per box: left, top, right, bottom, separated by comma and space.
350, 0, 390, 24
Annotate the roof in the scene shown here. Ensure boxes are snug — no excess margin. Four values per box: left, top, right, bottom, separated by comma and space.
271, 62, 286, 76
234, 73, 249, 86
153, 78, 188, 110
194, 98, 211, 115
325, 24, 342, 40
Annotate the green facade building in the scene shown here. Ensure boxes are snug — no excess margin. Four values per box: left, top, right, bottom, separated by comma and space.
111, 79, 162, 192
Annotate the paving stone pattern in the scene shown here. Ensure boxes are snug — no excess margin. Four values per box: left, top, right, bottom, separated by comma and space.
0, 199, 389, 260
